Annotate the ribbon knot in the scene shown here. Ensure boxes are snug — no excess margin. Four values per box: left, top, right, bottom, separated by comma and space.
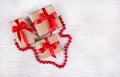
40, 12, 56, 20
12, 22, 27, 32
39, 38, 59, 58
12, 19, 36, 47
43, 43, 51, 49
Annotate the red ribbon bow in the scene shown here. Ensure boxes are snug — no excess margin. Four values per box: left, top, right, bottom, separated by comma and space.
39, 38, 59, 58
32, 8, 58, 34
12, 19, 36, 47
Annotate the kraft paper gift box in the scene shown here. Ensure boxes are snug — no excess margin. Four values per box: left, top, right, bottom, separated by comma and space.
10, 17, 35, 48
36, 34, 63, 59
29, 4, 62, 37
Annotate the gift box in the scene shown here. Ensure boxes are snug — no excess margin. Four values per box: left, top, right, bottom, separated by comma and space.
29, 4, 62, 37
36, 34, 63, 59
10, 17, 36, 48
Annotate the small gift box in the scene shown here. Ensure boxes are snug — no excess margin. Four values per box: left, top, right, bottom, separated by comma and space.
36, 34, 63, 59
29, 4, 62, 37
10, 17, 36, 48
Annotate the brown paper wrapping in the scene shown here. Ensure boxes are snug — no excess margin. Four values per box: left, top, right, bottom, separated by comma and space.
10, 17, 35, 48
36, 34, 62, 59
29, 4, 62, 37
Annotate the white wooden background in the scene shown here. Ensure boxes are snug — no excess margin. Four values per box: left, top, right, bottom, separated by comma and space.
0, 0, 120, 77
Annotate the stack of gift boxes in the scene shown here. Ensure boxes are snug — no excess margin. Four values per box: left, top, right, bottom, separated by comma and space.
10, 4, 63, 59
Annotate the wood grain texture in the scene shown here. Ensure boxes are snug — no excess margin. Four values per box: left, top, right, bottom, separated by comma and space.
0, 0, 120, 77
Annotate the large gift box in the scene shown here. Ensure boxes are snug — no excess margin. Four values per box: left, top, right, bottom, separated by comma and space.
29, 4, 62, 37
10, 17, 36, 48
36, 34, 63, 59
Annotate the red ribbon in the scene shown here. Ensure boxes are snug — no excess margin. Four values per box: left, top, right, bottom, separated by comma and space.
32, 8, 58, 34
39, 38, 59, 58
12, 19, 36, 47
